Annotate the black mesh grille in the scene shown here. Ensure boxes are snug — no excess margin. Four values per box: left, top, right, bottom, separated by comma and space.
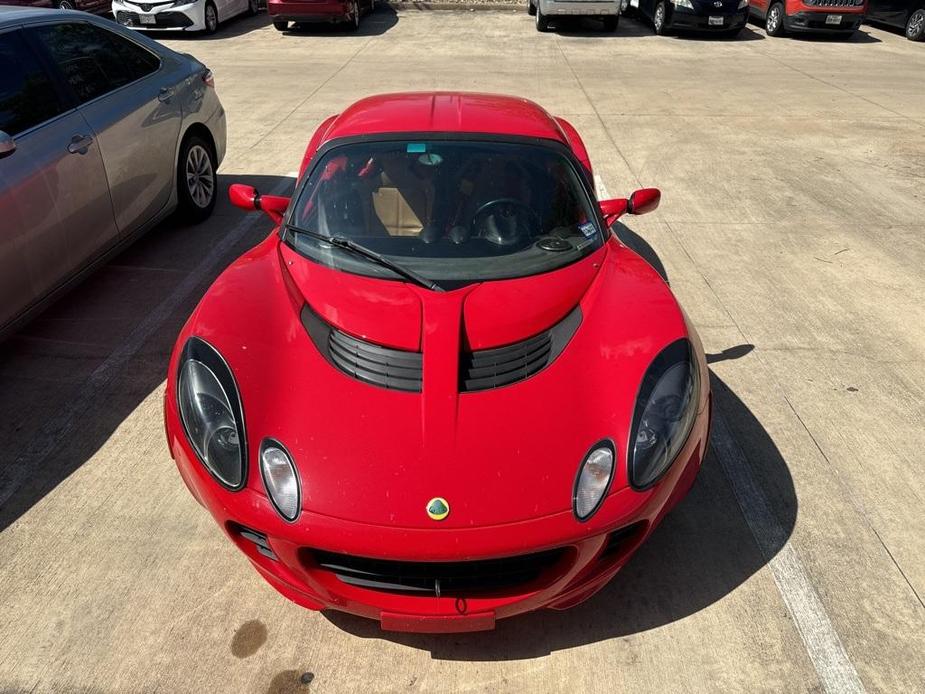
460, 307, 581, 392
310, 548, 565, 596
301, 304, 422, 392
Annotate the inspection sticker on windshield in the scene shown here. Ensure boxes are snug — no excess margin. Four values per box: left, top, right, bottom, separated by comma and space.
406, 143, 427, 153
579, 222, 597, 238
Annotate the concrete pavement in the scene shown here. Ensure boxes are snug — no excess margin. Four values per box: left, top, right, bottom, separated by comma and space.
1, 9, 923, 693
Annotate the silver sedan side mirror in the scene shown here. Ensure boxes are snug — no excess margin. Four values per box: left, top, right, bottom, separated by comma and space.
0, 131, 15, 160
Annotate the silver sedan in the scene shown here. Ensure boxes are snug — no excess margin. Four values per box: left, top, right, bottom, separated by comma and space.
0, 6, 227, 337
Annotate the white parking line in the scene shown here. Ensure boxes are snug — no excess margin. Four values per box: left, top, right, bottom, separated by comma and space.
710, 414, 865, 694
0, 174, 297, 513
595, 174, 864, 694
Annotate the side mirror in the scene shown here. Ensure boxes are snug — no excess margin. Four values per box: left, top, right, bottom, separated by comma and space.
228, 183, 291, 224
628, 187, 660, 215
598, 188, 661, 228
0, 131, 16, 160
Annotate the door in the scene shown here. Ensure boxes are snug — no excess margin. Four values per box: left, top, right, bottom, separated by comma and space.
0, 28, 117, 330
28, 21, 182, 236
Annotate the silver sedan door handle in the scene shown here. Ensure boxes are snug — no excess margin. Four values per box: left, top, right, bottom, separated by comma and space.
67, 134, 93, 155
158, 86, 175, 102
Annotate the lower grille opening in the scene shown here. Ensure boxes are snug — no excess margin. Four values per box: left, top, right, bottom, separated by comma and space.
308, 548, 566, 597
230, 523, 278, 561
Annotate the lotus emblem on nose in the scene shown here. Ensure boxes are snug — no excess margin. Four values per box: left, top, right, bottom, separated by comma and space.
426, 497, 450, 521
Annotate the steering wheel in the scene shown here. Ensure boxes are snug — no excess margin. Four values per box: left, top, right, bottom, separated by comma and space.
471, 198, 541, 247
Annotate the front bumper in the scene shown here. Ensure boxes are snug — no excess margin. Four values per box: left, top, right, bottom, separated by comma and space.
166, 397, 711, 633
113, 0, 206, 30
784, 9, 863, 31
540, 0, 621, 16
667, 5, 749, 29
268, 0, 352, 21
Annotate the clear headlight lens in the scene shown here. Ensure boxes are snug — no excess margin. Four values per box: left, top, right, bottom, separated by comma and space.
629, 339, 699, 490
177, 338, 246, 490
573, 442, 615, 521
738, 0, 749, 8
260, 440, 301, 521
673, 0, 694, 9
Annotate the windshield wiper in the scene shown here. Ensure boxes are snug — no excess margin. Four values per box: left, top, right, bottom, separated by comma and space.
286, 224, 444, 292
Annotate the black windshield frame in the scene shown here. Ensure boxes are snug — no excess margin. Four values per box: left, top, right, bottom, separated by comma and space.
281, 133, 607, 287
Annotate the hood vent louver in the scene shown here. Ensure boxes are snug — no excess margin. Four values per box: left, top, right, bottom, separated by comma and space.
301, 304, 422, 392
301, 304, 580, 394
460, 307, 581, 392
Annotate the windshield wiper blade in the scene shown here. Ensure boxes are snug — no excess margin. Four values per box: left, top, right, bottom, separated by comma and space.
286, 224, 444, 292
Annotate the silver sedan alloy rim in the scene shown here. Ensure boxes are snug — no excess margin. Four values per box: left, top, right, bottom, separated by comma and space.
655, 4, 664, 28
186, 145, 214, 209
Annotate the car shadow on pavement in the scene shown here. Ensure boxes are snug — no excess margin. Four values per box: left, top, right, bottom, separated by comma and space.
154, 12, 275, 40
0, 174, 295, 533
325, 223, 797, 659
281, 5, 399, 36
615, 16, 765, 39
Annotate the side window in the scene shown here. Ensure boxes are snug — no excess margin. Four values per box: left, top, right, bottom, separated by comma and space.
28, 23, 160, 105
0, 31, 65, 136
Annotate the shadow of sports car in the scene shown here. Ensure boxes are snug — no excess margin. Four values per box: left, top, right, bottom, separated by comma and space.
164, 91, 713, 634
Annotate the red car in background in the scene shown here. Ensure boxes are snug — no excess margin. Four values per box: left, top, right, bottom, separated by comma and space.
164, 92, 712, 633
750, 0, 868, 36
269, 0, 374, 31
2, 0, 109, 12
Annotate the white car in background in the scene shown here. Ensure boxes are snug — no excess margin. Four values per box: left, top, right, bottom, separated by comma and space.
113, 0, 259, 34
528, 0, 622, 31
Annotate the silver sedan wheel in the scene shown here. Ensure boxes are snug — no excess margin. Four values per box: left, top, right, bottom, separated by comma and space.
654, 4, 665, 30
185, 145, 215, 209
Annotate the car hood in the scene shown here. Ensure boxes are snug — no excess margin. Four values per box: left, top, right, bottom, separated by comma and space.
175, 235, 695, 529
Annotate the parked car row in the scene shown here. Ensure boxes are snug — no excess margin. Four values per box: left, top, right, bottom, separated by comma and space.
533, 0, 923, 38
0, 6, 225, 336
3, 0, 922, 37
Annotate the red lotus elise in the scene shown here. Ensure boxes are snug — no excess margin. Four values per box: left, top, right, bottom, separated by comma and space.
164, 92, 712, 634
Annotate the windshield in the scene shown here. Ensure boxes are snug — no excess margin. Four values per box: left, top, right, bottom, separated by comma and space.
285, 139, 603, 283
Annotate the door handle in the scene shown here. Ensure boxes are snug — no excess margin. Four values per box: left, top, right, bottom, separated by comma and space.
67, 134, 93, 155
158, 86, 175, 102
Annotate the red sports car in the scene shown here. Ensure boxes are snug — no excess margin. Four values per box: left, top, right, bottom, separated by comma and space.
164, 92, 712, 634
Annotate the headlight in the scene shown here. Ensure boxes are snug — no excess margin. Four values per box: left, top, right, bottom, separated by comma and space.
629, 339, 699, 490
260, 440, 301, 521
177, 337, 246, 490
573, 441, 615, 521
673, 0, 694, 8
738, 0, 748, 8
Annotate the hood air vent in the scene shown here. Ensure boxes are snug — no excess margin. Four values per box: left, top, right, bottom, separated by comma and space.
301, 304, 422, 392
301, 304, 580, 394
460, 307, 581, 392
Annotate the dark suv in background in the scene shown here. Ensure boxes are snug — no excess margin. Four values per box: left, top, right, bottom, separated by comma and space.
866, 0, 924, 38
629, 0, 750, 36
